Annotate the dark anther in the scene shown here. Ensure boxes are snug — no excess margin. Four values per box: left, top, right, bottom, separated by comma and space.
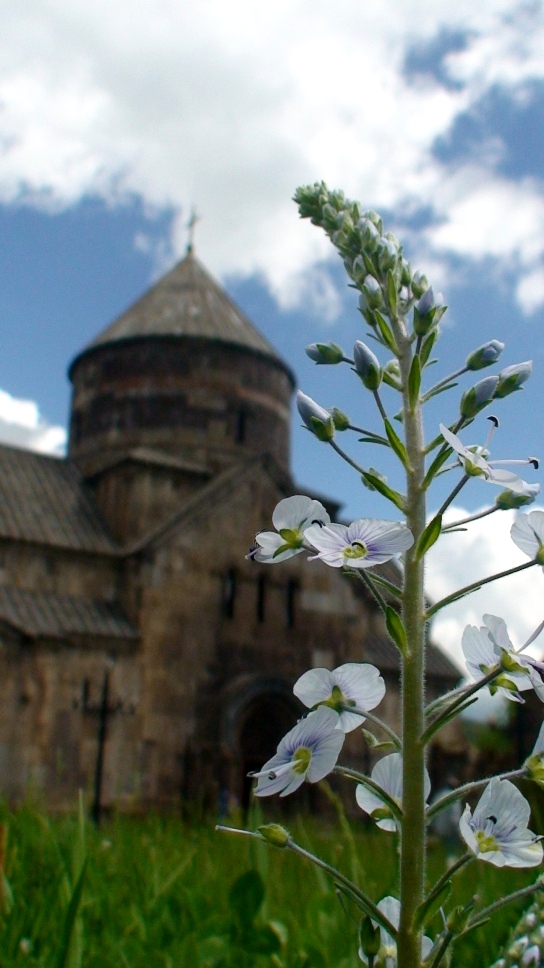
529, 457, 540, 469
487, 415, 499, 427
486, 815, 497, 824
311, 518, 326, 527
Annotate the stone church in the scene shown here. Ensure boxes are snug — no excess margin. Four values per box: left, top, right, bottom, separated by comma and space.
0, 249, 460, 813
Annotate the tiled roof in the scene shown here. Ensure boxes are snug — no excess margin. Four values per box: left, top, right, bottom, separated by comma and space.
72, 253, 292, 376
364, 634, 461, 681
0, 445, 117, 553
0, 586, 138, 640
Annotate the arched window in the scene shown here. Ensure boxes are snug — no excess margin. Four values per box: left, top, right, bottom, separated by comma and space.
286, 579, 297, 629
223, 569, 236, 618
257, 574, 266, 623
235, 408, 247, 443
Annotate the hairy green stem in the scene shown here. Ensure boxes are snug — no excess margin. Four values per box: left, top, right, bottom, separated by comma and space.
392, 312, 427, 968
338, 706, 402, 749
442, 505, 498, 532
329, 439, 367, 475
333, 765, 404, 822
422, 365, 467, 402
465, 879, 544, 929
427, 769, 526, 820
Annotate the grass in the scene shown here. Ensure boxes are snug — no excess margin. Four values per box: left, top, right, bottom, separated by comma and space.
0, 795, 541, 967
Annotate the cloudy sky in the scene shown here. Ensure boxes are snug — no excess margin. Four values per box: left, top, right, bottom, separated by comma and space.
1, 0, 544, 683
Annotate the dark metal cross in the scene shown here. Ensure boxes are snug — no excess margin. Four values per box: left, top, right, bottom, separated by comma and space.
187, 207, 201, 254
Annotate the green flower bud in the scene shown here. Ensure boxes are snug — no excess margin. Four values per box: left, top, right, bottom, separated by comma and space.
362, 209, 383, 234
413, 287, 447, 336
359, 916, 381, 958
447, 901, 476, 934
352, 254, 366, 282
305, 342, 345, 365
525, 753, 544, 789
329, 407, 350, 431
382, 359, 401, 390
400, 259, 412, 286
258, 824, 290, 848
297, 391, 335, 442
362, 275, 383, 309
411, 271, 429, 298
358, 217, 380, 251
353, 340, 382, 390
466, 340, 505, 371
460, 376, 499, 419
377, 238, 398, 273
494, 361, 532, 398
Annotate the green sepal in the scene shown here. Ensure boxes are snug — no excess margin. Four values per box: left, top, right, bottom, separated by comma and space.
362, 251, 378, 279
386, 269, 398, 318
361, 472, 407, 513
374, 310, 400, 355
358, 435, 390, 447
384, 419, 410, 471
371, 807, 393, 822
447, 899, 477, 934
408, 355, 421, 409
423, 444, 453, 490
420, 330, 438, 367
258, 824, 290, 848
273, 542, 293, 558
386, 606, 407, 654
415, 514, 442, 561
414, 882, 451, 931
309, 415, 335, 442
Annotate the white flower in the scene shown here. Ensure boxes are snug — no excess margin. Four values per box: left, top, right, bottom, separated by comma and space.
247, 495, 330, 563
440, 423, 539, 495
355, 753, 431, 832
358, 896, 433, 966
251, 706, 344, 797
462, 615, 544, 703
511, 510, 544, 568
304, 518, 413, 570
459, 777, 543, 867
293, 663, 385, 732
523, 944, 541, 966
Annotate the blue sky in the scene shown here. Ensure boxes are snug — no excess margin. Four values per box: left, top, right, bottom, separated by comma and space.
1, 0, 544, 676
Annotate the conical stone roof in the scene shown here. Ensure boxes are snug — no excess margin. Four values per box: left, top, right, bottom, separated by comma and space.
79, 251, 287, 367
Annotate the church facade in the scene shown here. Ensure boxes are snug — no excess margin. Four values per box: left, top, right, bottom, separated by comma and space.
0, 252, 460, 813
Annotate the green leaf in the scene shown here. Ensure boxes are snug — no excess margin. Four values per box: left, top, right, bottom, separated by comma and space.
414, 882, 451, 931
423, 697, 478, 744
408, 355, 421, 409
228, 870, 265, 928
419, 329, 438, 367
386, 269, 398, 318
423, 445, 453, 490
358, 436, 390, 447
374, 310, 399, 355
385, 606, 407, 654
384, 419, 410, 471
360, 472, 407, 513
415, 514, 442, 561
54, 859, 87, 968
366, 572, 402, 600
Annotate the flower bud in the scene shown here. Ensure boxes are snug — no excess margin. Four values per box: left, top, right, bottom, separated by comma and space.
413, 287, 447, 336
411, 271, 428, 298
525, 752, 544, 789
329, 407, 350, 431
358, 294, 377, 327
494, 361, 532, 398
460, 376, 499, 419
359, 916, 381, 959
382, 359, 402, 390
296, 391, 335, 441
353, 340, 382, 390
357, 217, 380, 251
495, 485, 540, 510
362, 210, 383, 234
362, 275, 383, 309
466, 340, 505, 371
400, 259, 412, 286
447, 903, 475, 934
258, 823, 290, 848
377, 238, 398, 273
305, 342, 344, 365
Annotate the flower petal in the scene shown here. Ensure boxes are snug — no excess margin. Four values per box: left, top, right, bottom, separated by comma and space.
334, 663, 386, 712
511, 511, 544, 558
293, 668, 335, 708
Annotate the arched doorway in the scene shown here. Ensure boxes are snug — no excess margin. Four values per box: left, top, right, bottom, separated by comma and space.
238, 693, 299, 811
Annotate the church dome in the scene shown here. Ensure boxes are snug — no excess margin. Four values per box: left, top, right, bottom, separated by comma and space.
68, 252, 295, 475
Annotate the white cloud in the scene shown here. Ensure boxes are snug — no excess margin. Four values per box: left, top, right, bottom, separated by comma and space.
426, 504, 544, 673
516, 266, 544, 314
0, 389, 66, 455
0, 1, 544, 311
